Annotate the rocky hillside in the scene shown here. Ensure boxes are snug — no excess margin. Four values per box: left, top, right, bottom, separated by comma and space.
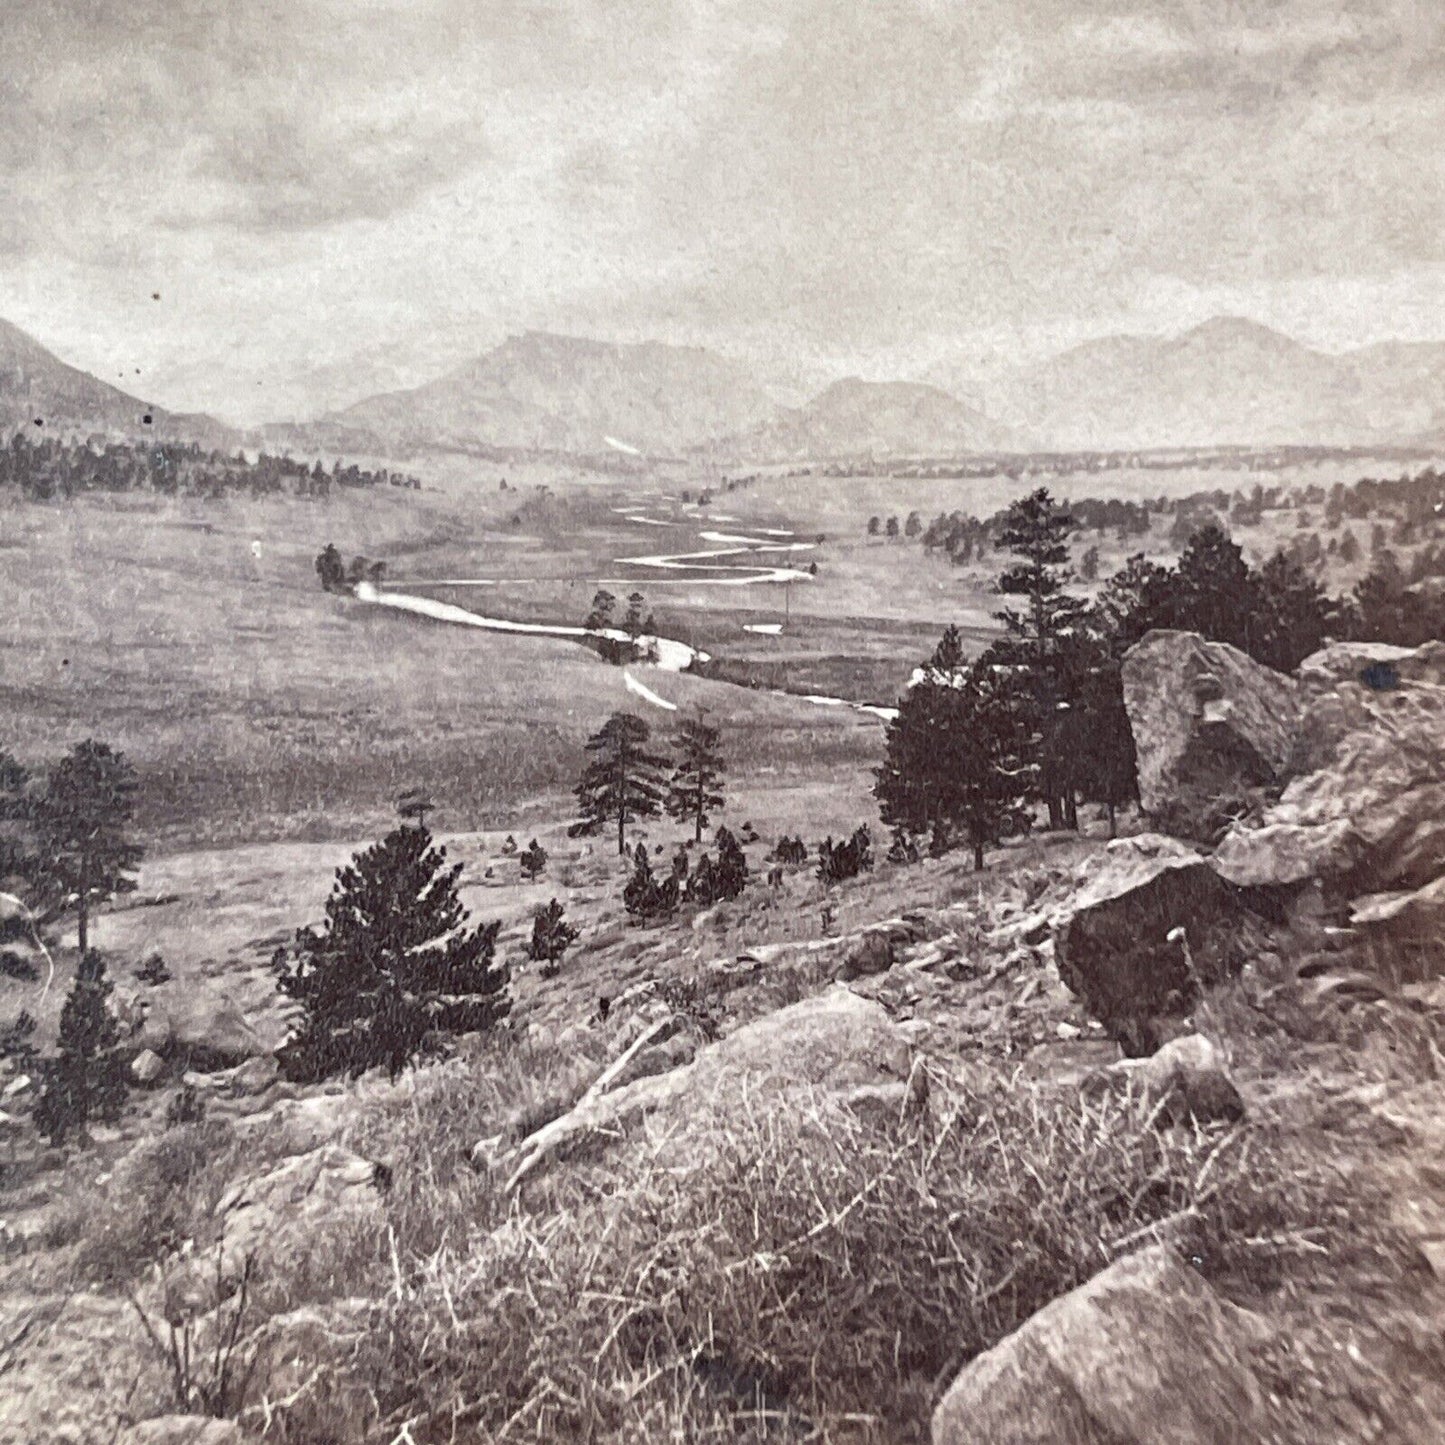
2, 632, 1445, 1443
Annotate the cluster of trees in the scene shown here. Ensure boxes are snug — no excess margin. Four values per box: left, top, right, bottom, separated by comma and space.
0, 432, 419, 502
570, 711, 727, 855
623, 827, 749, 922
583, 590, 658, 665
817, 826, 874, 885
866, 513, 923, 540
315, 543, 387, 591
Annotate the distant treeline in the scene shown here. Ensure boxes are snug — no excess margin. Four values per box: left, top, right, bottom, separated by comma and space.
910, 467, 1445, 567
0, 432, 421, 501
827, 444, 1436, 481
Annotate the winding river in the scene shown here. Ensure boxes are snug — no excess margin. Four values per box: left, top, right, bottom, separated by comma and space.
356, 513, 898, 721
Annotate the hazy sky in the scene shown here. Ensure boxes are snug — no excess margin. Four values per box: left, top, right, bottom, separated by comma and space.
2, 0, 1443, 424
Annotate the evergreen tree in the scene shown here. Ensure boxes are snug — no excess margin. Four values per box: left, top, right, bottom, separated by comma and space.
624, 841, 679, 920
1252, 550, 1336, 671
519, 839, 548, 880
34, 951, 128, 1146
993, 488, 1087, 674
1170, 524, 1255, 652
713, 825, 749, 900
584, 590, 626, 664
1094, 553, 1175, 653
274, 824, 509, 1081
33, 741, 143, 956
1071, 660, 1138, 837
529, 899, 580, 975
992, 489, 1088, 827
876, 661, 1032, 871
665, 711, 726, 843
570, 713, 670, 856
623, 592, 647, 638
885, 516, 900, 539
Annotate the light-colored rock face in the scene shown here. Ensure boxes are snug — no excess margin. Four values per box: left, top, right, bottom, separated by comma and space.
1214, 639, 1445, 900
116, 1418, 251, 1445
1122, 630, 1301, 843
931, 1245, 1269, 1445
127, 982, 266, 1068
494, 985, 916, 1189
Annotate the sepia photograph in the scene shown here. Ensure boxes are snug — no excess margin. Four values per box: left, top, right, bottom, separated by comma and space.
2, 2, 1444, 1441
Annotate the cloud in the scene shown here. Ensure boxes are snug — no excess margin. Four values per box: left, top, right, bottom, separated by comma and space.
0, 0, 1442, 422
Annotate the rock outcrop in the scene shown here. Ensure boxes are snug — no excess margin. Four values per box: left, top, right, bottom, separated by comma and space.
1050, 836, 1254, 1053
1122, 630, 1301, 843
124, 982, 266, 1068
491, 985, 917, 1190
1212, 639, 1445, 903
931, 1246, 1269, 1445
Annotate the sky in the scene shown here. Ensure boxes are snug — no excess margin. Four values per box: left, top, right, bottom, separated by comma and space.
1, 0, 1443, 424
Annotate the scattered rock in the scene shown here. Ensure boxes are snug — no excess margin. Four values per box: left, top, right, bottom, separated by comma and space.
931, 1246, 1270, 1445
492, 985, 915, 1189
842, 928, 896, 980
1097, 1033, 1247, 1124
131, 982, 266, 1069
1122, 630, 1301, 842
191, 1144, 386, 1294
130, 1048, 166, 1086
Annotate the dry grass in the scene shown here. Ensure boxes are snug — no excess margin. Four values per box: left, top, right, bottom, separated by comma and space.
250, 1050, 1385, 1445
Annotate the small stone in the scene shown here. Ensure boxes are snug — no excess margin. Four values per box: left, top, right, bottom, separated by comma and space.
130, 1049, 166, 1086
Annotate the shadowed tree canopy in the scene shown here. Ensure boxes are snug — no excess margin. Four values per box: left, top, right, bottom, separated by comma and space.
275, 823, 509, 1081
34, 950, 128, 1146
570, 712, 671, 855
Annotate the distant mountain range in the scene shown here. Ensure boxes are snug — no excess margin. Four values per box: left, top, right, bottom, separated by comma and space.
0, 319, 237, 449
951, 317, 1445, 452
2, 314, 1443, 462
325, 331, 778, 456
721, 377, 1011, 458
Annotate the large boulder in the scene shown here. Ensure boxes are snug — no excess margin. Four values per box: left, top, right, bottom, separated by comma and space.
130, 982, 266, 1068
492, 985, 916, 1190
1215, 639, 1445, 896
1051, 836, 1254, 1054
932, 1245, 1269, 1445
1122, 630, 1301, 843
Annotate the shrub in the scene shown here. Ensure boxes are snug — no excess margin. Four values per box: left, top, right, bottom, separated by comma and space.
34, 951, 129, 1145
519, 839, 547, 881
529, 899, 580, 976
817, 826, 873, 885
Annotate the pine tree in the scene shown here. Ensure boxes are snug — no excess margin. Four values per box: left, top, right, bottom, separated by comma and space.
519, 839, 548, 880
1171, 524, 1255, 652
624, 841, 679, 921
33, 740, 143, 956
570, 713, 671, 855
876, 662, 1032, 871
1252, 550, 1336, 671
529, 899, 580, 975
34, 951, 128, 1146
274, 824, 509, 1081
666, 712, 726, 843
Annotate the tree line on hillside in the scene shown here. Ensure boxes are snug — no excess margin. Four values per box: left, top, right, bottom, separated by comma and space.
878, 486, 1444, 872
909, 467, 1445, 579
0, 432, 419, 502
